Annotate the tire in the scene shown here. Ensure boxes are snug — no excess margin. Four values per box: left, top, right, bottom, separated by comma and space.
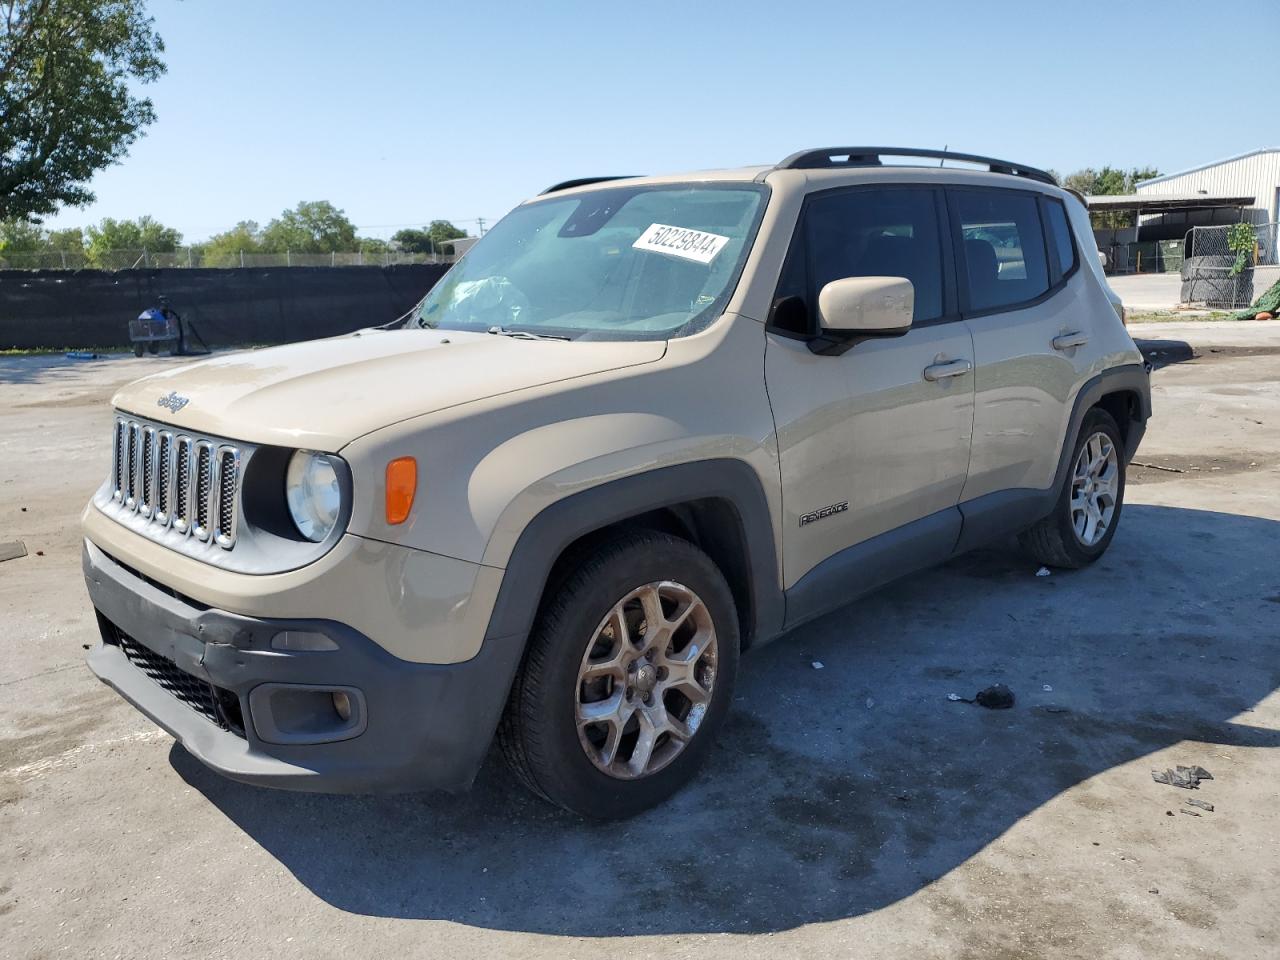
499, 531, 740, 819
133, 343, 145, 357
1019, 407, 1126, 569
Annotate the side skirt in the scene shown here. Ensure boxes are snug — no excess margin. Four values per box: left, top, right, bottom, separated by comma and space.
782, 507, 962, 631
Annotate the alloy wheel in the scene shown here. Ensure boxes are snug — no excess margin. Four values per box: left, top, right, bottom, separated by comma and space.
575, 581, 718, 780
1070, 430, 1119, 546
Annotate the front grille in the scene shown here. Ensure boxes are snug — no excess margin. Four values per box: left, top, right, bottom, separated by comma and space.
107, 624, 245, 736
108, 416, 240, 551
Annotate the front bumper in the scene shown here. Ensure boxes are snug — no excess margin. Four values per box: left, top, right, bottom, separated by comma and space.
83, 539, 524, 794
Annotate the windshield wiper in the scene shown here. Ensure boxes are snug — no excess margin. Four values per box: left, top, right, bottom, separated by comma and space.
487, 325, 570, 342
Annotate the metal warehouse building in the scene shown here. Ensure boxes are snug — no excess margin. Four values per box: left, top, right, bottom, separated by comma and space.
1137, 148, 1280, 227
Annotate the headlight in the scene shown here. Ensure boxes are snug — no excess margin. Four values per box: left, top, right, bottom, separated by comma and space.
285, 450, 342, 542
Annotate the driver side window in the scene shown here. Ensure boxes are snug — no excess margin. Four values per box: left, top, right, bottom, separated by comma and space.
769, 187, 946, 336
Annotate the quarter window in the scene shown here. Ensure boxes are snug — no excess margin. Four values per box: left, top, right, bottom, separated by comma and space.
953, 191, 1050, 312
1043, 198, 1077, 277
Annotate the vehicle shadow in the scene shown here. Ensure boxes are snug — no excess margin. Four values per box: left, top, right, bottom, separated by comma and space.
174, 503, 1280, 936
1134, 337, 1194, 370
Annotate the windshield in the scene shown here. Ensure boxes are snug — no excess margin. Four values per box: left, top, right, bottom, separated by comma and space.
411, 183, 767, 340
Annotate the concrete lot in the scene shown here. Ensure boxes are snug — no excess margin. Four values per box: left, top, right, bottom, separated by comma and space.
2, 324, 1278, 960
1109, 266, 1280, 311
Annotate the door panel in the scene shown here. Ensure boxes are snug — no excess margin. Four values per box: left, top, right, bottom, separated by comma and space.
960, 289, 1093, 499
767, 323, 974, 588
951, 189, 1099, 501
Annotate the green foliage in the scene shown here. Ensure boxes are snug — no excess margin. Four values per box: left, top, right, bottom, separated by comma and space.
390, 227, 432, 253
0, 0, 166, 222
0, 217, 45, 253
260, 201, 357, 253
4, 204, 468, 268
199, 220, 262, 266
85, 214, 180, 265
392, 220, 467, 255
45, 226, 85, 252
1061, 166, 1162, 230
1226, 222, 1256, 277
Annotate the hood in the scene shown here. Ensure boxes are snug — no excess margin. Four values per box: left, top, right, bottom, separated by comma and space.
112, 329, 667, 450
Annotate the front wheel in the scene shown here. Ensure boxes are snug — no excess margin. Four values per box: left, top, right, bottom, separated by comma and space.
1019, 407, 1126, 569
499, 531, 739, 819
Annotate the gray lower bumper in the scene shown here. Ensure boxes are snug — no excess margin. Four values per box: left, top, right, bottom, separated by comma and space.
82, 539, 523, 794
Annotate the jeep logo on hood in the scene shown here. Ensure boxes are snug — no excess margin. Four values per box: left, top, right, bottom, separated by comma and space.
157, 391, 190, 413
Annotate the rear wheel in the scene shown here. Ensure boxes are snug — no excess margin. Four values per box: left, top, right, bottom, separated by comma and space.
1019, 408, 1126, 568
132, 342, 145, 357
499, 531, 739, 819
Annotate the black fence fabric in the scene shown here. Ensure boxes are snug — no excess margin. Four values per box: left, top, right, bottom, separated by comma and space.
0, 264, 449, 349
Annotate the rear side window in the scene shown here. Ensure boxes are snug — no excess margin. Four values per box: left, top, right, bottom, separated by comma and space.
1043, 198, 1077, 277
952, 190, 1050, 312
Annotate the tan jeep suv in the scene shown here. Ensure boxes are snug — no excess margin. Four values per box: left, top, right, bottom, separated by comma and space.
83, 147, 1150, 818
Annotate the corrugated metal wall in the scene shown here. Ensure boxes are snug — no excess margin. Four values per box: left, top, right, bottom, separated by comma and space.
1137, 150, 1280, 224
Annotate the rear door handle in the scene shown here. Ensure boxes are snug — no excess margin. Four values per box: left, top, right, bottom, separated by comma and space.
922, 359, 972, 381
1052, 331, 1089, 350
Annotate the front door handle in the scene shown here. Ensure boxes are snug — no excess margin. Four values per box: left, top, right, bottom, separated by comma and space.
923, 358, 972, 381
1052, 331, 1089, 350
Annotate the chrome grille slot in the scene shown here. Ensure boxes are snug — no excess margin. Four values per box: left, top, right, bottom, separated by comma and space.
173, 437, 192, 533
104, 416, 242, 553
192, 440, 214, 542
111, 420, 126, 501
214, 447, 240, 548
154, 432, 173, 525
139, 427, 156, 518
125, 422, 140, 510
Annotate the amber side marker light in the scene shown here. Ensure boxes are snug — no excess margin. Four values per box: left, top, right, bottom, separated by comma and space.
385, 457, 417, 525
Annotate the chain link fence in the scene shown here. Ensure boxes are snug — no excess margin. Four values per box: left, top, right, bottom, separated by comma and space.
0, 247, 459, 271
1101, 241, 1182, 275
1180, 222, 1278, 307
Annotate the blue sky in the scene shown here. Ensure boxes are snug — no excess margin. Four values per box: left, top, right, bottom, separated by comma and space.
46, 0, 1280, 242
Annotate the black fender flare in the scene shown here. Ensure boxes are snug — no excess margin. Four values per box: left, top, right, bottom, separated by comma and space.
482, 458, 784, 647
1052, 362, 1151, 490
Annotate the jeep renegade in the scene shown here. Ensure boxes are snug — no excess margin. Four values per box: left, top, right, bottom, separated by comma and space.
83, 147, 1150, 818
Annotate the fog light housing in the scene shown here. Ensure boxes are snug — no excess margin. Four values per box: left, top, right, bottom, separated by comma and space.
248, 684, 366, 744
332, 691, 352, 721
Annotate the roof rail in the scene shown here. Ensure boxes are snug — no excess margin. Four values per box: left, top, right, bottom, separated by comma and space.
540, 175, 640, 195
776, 147, 1057, 186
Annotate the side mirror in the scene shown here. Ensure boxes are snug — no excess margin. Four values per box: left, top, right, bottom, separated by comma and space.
808, 276, 914, 356
817, 276, 914, 335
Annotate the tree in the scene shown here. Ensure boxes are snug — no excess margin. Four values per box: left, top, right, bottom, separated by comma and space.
199, 220, 261, 266
260, 200, 356, 253
390, 227, 432, 254
85, 214, 180, 265
392, 219, 467, 255
0, 217, 44, 253
1061, 166, 1162, 229
0, 0, 166, 222
45, 225, 84, 252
